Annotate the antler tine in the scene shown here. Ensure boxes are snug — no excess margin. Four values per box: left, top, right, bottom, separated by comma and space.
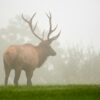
46, 12, 58, 40
22, 13, 36, 23
22, 14, 29, 23
49, 30, 61, 43
22, 13, 43, 41
46, 11, 51, 19
48, 24, 58, 39
32, 22, 37, 32
30, 12, 36, 23
46, 12, 52, 39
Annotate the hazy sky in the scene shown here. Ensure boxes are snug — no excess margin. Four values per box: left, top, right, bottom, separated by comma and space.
0, 0, 100, 50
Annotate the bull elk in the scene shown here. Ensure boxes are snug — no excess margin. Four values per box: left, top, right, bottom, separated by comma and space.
3, 12, 61, 85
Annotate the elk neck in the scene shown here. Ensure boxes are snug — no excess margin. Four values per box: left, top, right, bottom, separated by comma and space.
35, 45, 49, 67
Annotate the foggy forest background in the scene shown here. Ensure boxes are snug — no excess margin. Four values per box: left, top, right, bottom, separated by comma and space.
0, 15, 100, 85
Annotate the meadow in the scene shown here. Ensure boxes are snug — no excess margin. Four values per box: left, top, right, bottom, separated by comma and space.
0, 85, 100, 100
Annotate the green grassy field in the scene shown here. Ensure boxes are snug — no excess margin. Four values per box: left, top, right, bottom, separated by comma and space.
0, 85, 100, 100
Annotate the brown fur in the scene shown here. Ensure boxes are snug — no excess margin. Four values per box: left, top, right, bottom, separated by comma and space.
3, 43, 56, 85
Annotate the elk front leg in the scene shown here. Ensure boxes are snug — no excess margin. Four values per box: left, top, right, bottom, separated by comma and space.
14, 69, 21, 86
25, 70, 33, 86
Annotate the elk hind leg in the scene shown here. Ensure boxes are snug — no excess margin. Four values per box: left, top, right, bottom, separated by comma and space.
5, 68, 11, 86
4, 59, 11, 86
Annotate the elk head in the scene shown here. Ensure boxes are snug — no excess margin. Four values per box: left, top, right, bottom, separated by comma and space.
22, 12, 61, 57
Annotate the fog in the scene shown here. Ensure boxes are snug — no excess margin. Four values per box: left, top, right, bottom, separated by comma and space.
0, 0, 100, 85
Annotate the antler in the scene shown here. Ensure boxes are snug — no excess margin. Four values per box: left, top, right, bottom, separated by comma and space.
22, 13, 43, 41
46, 12, 61, 43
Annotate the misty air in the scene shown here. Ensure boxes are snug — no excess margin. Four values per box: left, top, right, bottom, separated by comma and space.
0, 0, 100, 99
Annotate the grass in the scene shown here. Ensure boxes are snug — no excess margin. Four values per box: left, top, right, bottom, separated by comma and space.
0, 85, 100, 100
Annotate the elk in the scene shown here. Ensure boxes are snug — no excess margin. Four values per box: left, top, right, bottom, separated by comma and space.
3, 12, 60, 86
